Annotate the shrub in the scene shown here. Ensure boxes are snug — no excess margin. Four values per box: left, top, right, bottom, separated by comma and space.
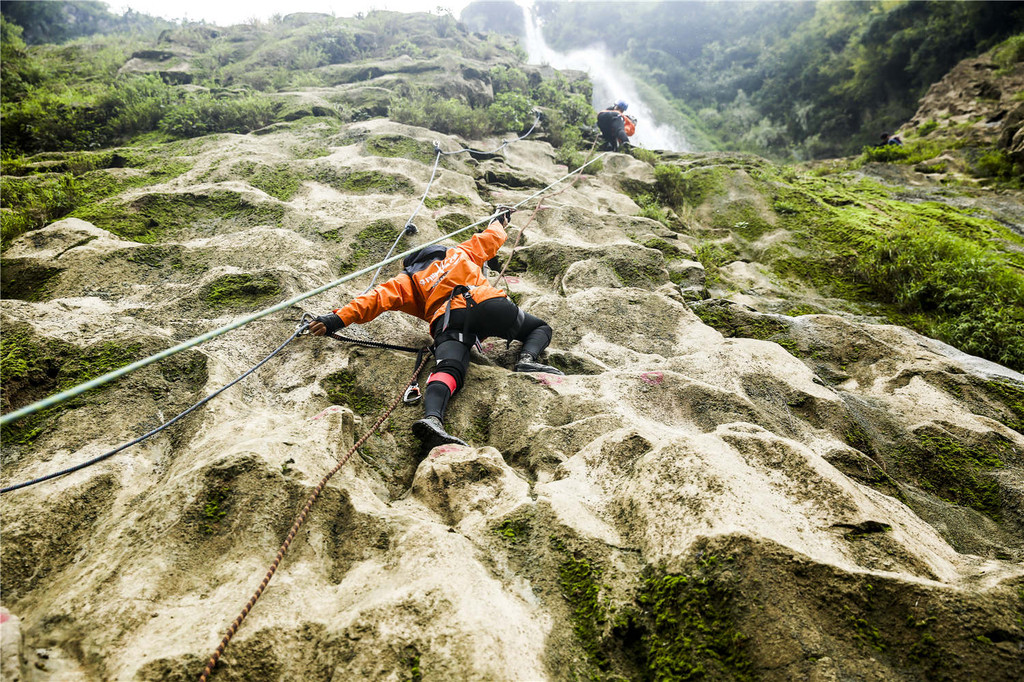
855, 222, 1024, 369
489, 65, 530, 95
388, 89, 489, 138
0, 174, 81, 247
862, 144, 911, 163
160, 94, 279, 138
488, 92, 534, 133
653, 164, 687, 207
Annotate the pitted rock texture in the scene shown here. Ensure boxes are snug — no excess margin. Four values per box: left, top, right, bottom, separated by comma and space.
2, 117, 1023, 681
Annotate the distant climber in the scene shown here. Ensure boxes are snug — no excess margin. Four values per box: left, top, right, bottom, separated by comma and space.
597, 100, 635, 152
880, 132, 903, 146
308, 209, 563, 452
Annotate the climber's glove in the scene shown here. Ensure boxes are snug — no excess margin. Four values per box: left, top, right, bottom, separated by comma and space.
486, 256, 500, 272
309, 313, 344, 336
494, 205, 516, 228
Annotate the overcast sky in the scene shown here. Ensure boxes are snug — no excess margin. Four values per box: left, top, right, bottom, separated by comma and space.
109, 0, 474, 25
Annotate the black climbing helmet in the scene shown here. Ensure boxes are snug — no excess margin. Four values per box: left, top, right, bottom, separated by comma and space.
402, 244, 448, 271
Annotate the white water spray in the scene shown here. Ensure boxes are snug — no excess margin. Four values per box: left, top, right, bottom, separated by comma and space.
518, 1, 688, 151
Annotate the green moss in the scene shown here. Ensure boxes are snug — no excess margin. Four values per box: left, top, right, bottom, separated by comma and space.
364, 135, 437, 164
636, 556, 752, 681
710, 199, 773, 238
73, 190, 284, 243
435, 213, 474, 234
642, 237, 685, 261
124, 245, 185, 270
983, 380, 1024, 431
1, 324, 145, 445
554, 539, 609, 670
611, 253, 666, 288
321, 369, 380, 415
402, 653, 422, 682
335, 219, 402, 272
234, 161, 303, 201
630, 147, 659, 166
201, 485, 230, 534
423, 193, 472, 210
203, 273, 282, 308
0, 259, 62, 301
312, 165, 414, 194
897, 433, 1005, 521
493, 518, 530, 544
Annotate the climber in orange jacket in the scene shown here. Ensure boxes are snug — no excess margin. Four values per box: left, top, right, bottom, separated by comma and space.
308, 208, 563, 450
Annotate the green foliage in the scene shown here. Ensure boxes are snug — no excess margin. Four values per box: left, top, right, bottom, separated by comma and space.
862, 144, 911, 163
972, 149, 1023, 186
652, 164, 688, 208
630, 147, 659, 166
388, 88, 490, 139
0, 174, 80, 247
539, 1, 1024, 158
489, 65, 530, 95
991, 34, 1024, 72
487, 91, 534, 133
854, 222, 1024, 369
160, 94, 278, 138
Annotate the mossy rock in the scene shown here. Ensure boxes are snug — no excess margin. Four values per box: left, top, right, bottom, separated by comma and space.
896, 429, 1008, 522
690, 299, 802, 355
333, 219, 403, 272
424, 193, 473, 210
233, 161, 303, 201
0, 259, 62, 301
364, 135, 437, 165
507, 242, 668, 289
1, 323, 207, 446
311, 166, 415, 194
202, 273, 283, 308
73, 191, 285, 243
320, 369, 381, 416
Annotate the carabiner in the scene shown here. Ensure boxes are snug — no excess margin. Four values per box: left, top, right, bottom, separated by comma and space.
403, 382, 422, 404
297, 312, 316, 335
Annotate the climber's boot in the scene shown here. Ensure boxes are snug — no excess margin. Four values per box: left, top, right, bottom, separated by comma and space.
412, 416, 467, 450
514, 353, 564, 375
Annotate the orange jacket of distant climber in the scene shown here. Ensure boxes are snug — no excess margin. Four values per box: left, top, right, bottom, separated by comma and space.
332, 222, 509, 327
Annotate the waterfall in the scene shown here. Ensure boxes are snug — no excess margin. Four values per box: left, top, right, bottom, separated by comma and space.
517, 1, 688, 152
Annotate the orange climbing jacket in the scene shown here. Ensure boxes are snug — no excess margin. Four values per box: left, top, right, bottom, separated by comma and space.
333, 222, 508, 329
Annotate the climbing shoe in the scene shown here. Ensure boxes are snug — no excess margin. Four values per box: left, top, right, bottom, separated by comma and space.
412, 416, 468, 450
514, 353, 564, 375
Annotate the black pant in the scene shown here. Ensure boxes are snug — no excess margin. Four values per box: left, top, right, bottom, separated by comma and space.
597, 110, 628, 150
422, 297, 552, 420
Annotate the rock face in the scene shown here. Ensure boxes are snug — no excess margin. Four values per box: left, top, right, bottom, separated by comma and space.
907, 46, 1024, 158
2, 75, 1024, 682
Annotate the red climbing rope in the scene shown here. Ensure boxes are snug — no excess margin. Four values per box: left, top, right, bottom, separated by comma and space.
198, 350, 431, 681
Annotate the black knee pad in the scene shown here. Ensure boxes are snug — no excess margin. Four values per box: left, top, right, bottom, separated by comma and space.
431, 358, 467, 391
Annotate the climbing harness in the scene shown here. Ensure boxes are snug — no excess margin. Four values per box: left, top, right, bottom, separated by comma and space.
197, 350, 431, 682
